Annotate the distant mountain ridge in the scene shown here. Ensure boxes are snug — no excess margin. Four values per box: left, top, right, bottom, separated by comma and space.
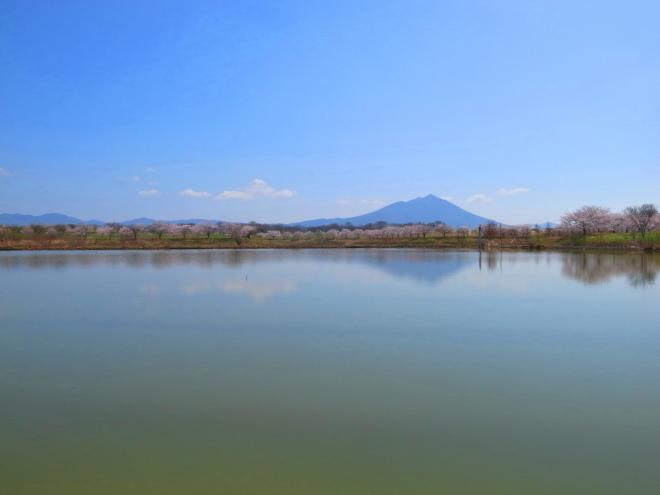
121, 218, 219, 226
0, 213, 220, 226
2, 195, 525, 228
0, 213, 106, 226
293, 194, 496, 228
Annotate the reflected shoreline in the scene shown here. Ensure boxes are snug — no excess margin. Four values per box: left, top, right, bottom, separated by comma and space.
1, 249, 658, 288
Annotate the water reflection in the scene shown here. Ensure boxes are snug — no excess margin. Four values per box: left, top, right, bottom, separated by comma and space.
0, 249, 658, 288
178, 278, 296, 302
0, 249, 475, 284
560, 252, 659, 287
2, 248, 660, 495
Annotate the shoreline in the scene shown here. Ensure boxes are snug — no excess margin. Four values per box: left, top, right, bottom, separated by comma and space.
1, 239, 658, 253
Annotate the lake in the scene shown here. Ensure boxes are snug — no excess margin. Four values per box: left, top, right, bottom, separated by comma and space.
1, 249, 659, 494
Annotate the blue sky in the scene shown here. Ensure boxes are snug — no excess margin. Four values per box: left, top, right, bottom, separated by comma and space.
1, 0, 658, 224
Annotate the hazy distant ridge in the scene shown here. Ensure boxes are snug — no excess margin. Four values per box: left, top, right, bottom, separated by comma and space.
1, 195, 497, 227
0, 213, 219, 227
0, 213, 105, 226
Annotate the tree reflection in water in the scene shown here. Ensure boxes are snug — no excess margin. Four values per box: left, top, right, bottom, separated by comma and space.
560, 252, 658, 287
1, 249, 657, 288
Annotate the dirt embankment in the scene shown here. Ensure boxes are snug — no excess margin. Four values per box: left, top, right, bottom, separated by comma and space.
3, 236, 656, 251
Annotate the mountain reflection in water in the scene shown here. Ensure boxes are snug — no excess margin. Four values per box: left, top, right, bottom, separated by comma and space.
0, 249, 658, 288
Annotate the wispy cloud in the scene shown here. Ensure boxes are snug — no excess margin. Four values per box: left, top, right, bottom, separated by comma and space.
138, 189, 161, 196
0, 167, 11, 176
497, 187, 529, 197
131, 176, 141, 182
466, 193, 492, 203
179, 188, 211, 198
217, 179, 295, 201
144, 167, 157, 173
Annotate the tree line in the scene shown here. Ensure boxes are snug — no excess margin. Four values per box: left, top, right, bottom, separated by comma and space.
1, 203, 658, 242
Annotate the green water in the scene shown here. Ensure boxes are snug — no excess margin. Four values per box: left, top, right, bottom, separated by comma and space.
1, 249, 659, 494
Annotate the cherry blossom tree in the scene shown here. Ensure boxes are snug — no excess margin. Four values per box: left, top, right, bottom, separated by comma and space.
434, 223, 452, 238
96, 226, 114, 238
180, 225, 193, 240
127, 225, 142, 240
167, 224, 182, 238
650, 213, 660, 232
239, 225, 256, 238
561, 206, 611, 236
74, 225, 89, 239
30, 224, 47, 235
148, 223, 169, 240
608, 213, 627, 233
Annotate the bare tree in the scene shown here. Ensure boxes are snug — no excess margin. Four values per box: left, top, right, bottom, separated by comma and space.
624, 204, 658, 239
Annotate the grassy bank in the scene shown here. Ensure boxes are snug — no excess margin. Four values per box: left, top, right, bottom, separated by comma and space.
1, 232, 659, 251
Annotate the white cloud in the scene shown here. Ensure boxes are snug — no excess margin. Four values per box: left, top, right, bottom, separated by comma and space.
336, 199, 352, 205
466, 193, 492, 203
138, 189, 161, 196
132, 176, 141, 182
497, 187, 529, 197
217, 179, 296, 201
144, 167, 157, 173
179, 188, 211, 198
0, 167, 10, 176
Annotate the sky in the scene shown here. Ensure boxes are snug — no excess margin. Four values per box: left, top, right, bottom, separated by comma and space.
1, 0, 659, 224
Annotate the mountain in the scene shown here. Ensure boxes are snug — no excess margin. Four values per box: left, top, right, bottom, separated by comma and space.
0, 213, 105, 226
2, 197, 497, 227
121, 217, 156, 226
0, 213, 220, 226
293, 194, 496, 228
122, 218, 220, 226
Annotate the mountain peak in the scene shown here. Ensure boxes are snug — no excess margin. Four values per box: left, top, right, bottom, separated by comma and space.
414, 194, 448, 203
294, 195, 496, 227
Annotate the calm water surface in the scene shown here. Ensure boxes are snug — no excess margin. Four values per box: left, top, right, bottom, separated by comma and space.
1, 249, 659, 494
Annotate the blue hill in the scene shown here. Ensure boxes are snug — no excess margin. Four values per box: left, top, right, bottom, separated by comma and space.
293, 194, 496, 228
0, 213, 105, 226
0, 214, 222, 226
